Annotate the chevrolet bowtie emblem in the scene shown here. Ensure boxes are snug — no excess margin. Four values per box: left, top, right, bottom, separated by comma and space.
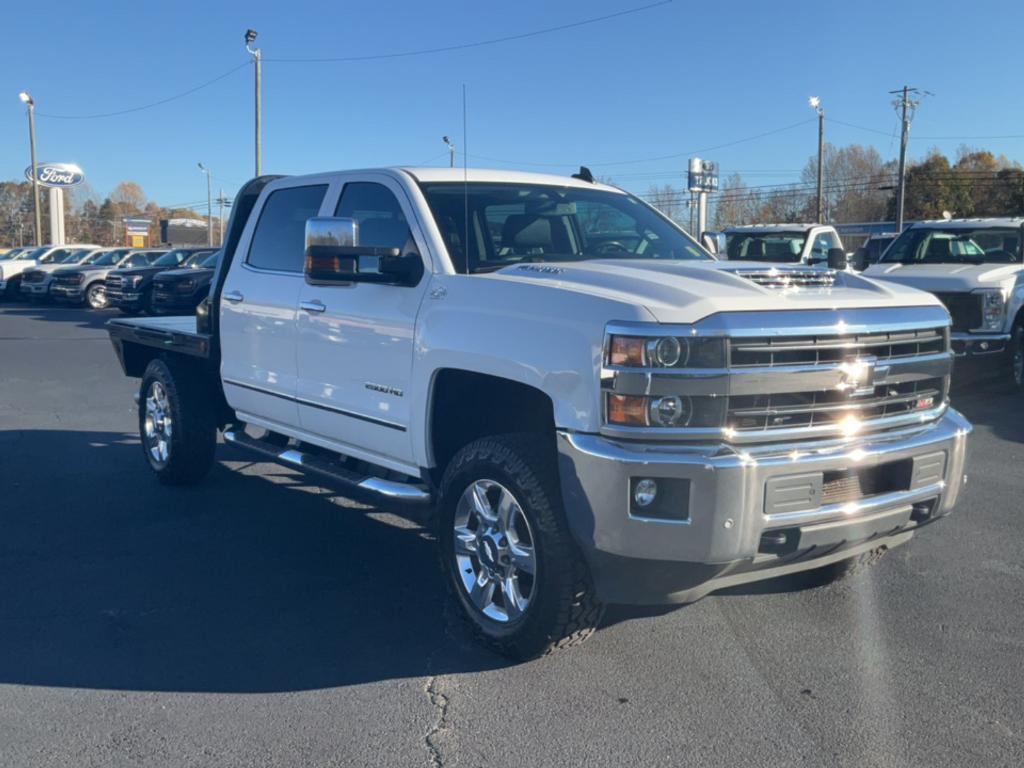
837, 356, 886, 397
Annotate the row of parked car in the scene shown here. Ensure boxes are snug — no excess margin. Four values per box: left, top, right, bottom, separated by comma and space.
0, 243, 220, 314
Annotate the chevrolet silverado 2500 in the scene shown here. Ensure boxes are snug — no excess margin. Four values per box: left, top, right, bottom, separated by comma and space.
106, 168, 972, 659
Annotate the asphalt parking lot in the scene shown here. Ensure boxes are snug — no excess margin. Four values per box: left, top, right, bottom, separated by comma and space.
1, 303, 1022, 768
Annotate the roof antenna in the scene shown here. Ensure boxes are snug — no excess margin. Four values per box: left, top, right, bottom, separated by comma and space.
572, 166, 594, 183
462, 84, 470, 275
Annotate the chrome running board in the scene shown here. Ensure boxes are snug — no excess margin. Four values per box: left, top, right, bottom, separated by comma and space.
223, 429, 431, 505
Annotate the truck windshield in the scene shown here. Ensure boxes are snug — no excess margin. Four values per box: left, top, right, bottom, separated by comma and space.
184, 250, 217, 267
17, 246, 49, 261
91, 249, 130, 266
419, 182, 709, 273
199, 251, 220, 268
880, 227, 1021, 265
153, 249, 193, 267
725, 232, 807, 262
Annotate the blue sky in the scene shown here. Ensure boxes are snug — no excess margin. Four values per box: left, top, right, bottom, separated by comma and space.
3, 0, 1022, 210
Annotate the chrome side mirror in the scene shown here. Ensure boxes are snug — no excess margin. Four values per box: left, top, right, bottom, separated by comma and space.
304, 216, 422, 287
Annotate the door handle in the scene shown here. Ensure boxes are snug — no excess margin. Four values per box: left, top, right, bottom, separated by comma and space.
300, 299, 326, 314
223, 290, 244, 303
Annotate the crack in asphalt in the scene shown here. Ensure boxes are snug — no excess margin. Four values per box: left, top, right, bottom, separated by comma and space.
422, 589, 462, 767
423, 674, 451, 768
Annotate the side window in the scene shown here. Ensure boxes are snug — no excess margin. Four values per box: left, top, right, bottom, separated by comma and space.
247, 184, 329, 272
126, 253, 148, 267
335, 182, 411, 250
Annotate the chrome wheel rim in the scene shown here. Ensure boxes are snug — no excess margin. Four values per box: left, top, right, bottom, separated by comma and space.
88, 284, 107, 309
453, 479, 536, 623
143, 381, 173, 465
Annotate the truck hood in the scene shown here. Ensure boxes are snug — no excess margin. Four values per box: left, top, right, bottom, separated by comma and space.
154, 267, 213, 282
863, 262, 1023, 292
488, 260, 939, 323
30, 262, 83, 274
55, 264, 114, 276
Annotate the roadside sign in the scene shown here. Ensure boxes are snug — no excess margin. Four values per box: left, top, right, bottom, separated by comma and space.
24, 162, 85, 188
688, 158, 719, 193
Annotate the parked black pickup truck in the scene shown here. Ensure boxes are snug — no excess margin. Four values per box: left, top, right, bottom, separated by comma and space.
107, 247, 216, 315
151, 250, 221, 314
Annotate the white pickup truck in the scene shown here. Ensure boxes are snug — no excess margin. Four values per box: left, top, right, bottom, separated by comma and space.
863, 218, 1024, 389
106, 168, 971, 658
718, 223, 850, 268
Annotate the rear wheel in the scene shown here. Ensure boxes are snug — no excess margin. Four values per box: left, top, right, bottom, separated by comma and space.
139, 359, 216, 485
437, 434, 604, 659
85, 281, 108, 309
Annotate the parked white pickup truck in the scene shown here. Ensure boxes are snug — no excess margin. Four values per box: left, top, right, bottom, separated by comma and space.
863, 218, 1024, 389
719, 223, 850, 267
106, 169, 971, 658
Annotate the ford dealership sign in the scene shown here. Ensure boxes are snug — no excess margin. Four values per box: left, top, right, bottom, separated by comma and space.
24, 162, 85, 188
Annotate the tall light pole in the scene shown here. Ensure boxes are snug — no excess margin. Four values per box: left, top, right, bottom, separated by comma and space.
443, 136, 456, 168
809, 96, 825, 224
245, 29, 262, 177
198, 162, 213, 246
19, 91, 43, 246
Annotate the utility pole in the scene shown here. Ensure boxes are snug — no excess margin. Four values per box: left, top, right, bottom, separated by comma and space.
809, 97, 825, 223
890, 85, 926, 233
18, 91, 42, 246
218, 187, 225, 244
198, 162, 213, 246
443, 136, 456, 168
246, 29, 262, 176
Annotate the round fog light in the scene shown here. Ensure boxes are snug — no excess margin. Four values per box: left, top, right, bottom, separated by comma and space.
634, 478, 658, 508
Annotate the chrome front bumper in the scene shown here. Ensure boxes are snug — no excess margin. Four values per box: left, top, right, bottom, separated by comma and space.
556, 409, 971, 603
20, 282, 50, 296
951, 331, 1009, 357
51, 285, 84, 300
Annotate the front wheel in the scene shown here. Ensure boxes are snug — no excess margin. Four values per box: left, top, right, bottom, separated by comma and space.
139, 359, 216, 485
1010, 319, 1024, 393
85, 281, 108, 309
437, 434, 604, 659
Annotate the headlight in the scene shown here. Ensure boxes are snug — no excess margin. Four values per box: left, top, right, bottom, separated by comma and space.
607, 334, 726, 368
975, 288, 1007, 331
606, 393, 727, 428
128, 275, 145, 289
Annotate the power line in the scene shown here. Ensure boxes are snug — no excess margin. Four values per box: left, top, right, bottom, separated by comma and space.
467, 118, 817, 169
36, 61, 250, 120
264, 1, 672, 62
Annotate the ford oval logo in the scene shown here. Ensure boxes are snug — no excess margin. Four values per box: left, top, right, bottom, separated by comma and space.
24, 162, 85, 188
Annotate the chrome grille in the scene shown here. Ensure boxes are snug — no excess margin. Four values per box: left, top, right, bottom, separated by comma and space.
733, 268, 836, 288
601, 308, 953, 444
728, 377, 945, 432
730, 327, 947, 367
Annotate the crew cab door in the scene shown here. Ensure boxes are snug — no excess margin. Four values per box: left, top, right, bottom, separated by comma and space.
220, 180, 331, 431
295, 177, 430, 471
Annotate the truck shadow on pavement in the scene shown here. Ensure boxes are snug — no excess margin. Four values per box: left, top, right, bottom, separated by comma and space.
0, 304, 119, 333
0, 429, 509, 693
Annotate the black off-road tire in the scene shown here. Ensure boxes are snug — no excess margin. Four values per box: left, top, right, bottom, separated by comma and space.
437, 433, 604, 660
139, 358, 216, 486
1010, 318, 1024, 394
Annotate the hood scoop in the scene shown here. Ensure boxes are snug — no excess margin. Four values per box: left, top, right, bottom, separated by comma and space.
728, 267, 837, 289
